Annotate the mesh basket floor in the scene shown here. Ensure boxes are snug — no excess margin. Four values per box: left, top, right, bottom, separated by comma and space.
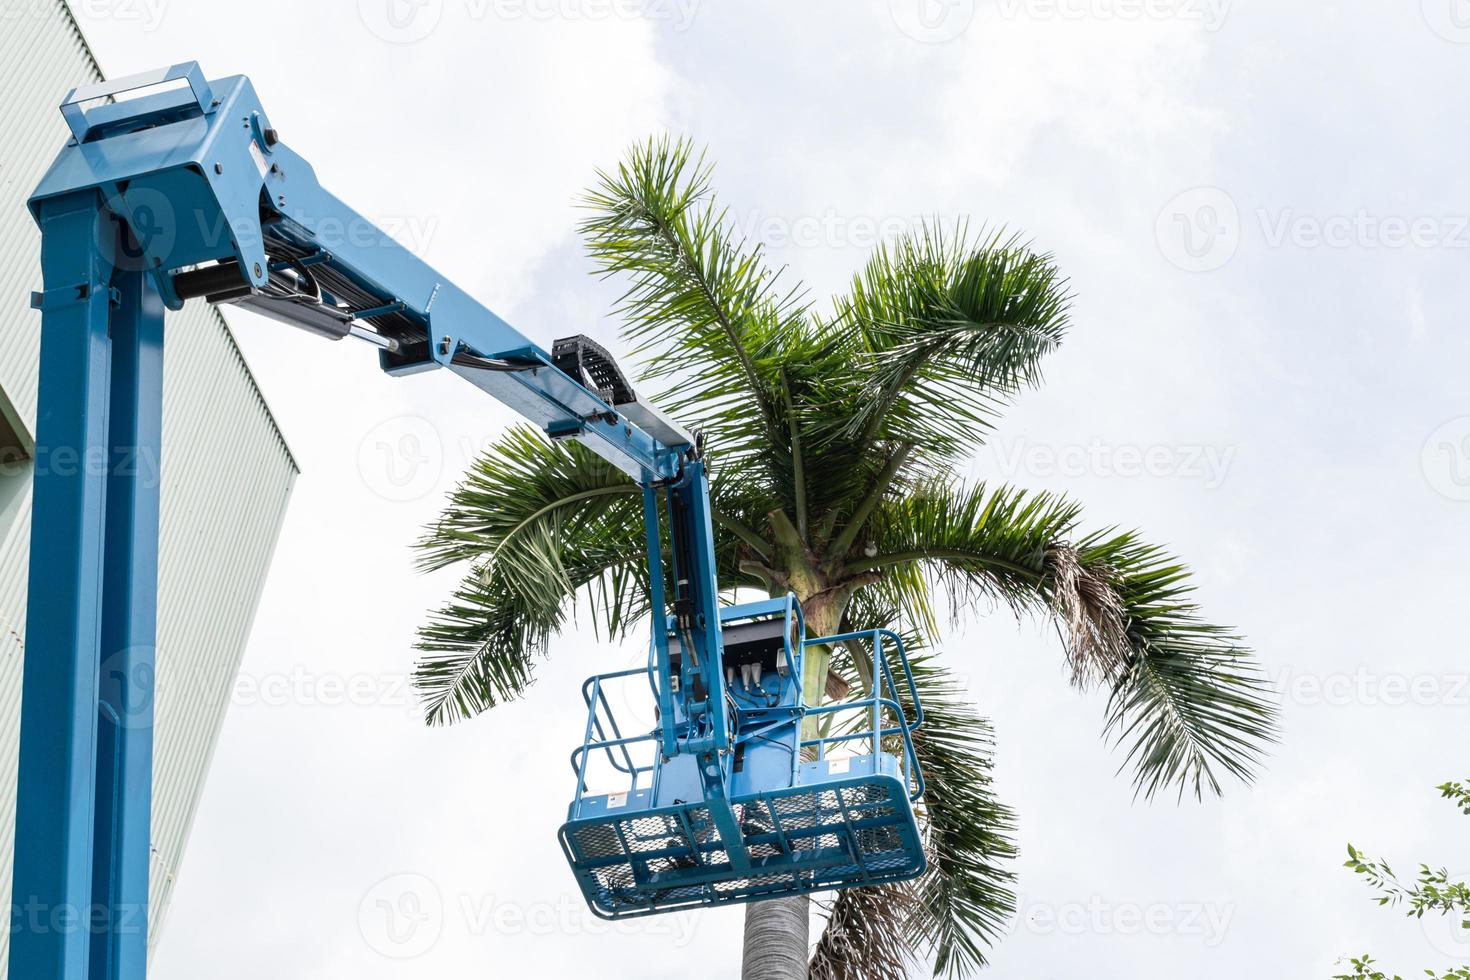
559, 776, 924, 919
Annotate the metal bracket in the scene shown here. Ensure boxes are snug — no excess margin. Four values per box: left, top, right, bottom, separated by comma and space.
30, 283, 120, 311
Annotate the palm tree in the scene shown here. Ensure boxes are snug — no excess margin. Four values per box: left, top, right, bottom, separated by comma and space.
411, 137, 1278, 979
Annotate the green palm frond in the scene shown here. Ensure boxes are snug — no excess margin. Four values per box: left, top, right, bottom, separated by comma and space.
412, 425, 777, 723
907, 654, 1019, 977
825, 225, 1072, 462
854, 480, 1277, 801
415, 553, 644, 724
416, 424, 641, 576
861, 560, 941, 648
853, 479, 1084, 611
412, 426, 648, 723
1079, 530, 1279, 800
579, 136, 821, 478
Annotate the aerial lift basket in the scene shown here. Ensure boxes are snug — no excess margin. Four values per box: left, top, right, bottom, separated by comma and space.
559, 598, 928, 918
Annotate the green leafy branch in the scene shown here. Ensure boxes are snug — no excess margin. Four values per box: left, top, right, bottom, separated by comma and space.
1336, 779, 1470, 979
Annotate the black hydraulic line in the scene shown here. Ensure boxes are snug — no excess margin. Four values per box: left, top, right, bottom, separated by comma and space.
449, 351, 540, 373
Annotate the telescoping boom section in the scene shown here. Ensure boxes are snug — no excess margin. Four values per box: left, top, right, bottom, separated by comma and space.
13, 61, 928, 979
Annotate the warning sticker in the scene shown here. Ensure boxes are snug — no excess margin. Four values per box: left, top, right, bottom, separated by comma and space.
828, 757, 850, 775
248, 140, 268, 178
606, 792, 628, 810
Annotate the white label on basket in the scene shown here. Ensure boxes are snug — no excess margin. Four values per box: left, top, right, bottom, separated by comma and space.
606, 792, 628, 809
828, 757, 849, 775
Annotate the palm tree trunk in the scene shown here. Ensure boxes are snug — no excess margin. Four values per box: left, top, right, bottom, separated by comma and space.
742, 895, 809, 979
739, 568, 847, 980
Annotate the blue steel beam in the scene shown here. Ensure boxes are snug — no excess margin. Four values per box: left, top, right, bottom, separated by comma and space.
13, 191, 117, 980
90, 240, 164, 980
663, 461, 747, 872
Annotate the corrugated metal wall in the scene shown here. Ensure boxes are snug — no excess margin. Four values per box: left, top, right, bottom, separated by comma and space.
0, 1, 298, 968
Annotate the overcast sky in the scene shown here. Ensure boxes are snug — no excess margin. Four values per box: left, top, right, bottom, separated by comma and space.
67, 1, 1470, 976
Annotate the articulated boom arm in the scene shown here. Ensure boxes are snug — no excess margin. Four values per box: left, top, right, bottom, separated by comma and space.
16, 62, 741, 979
33, 62, 688, 483
13, 62, 927, 979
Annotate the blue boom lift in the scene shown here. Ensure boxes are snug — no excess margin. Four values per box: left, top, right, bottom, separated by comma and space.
11, 63, 928, 978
